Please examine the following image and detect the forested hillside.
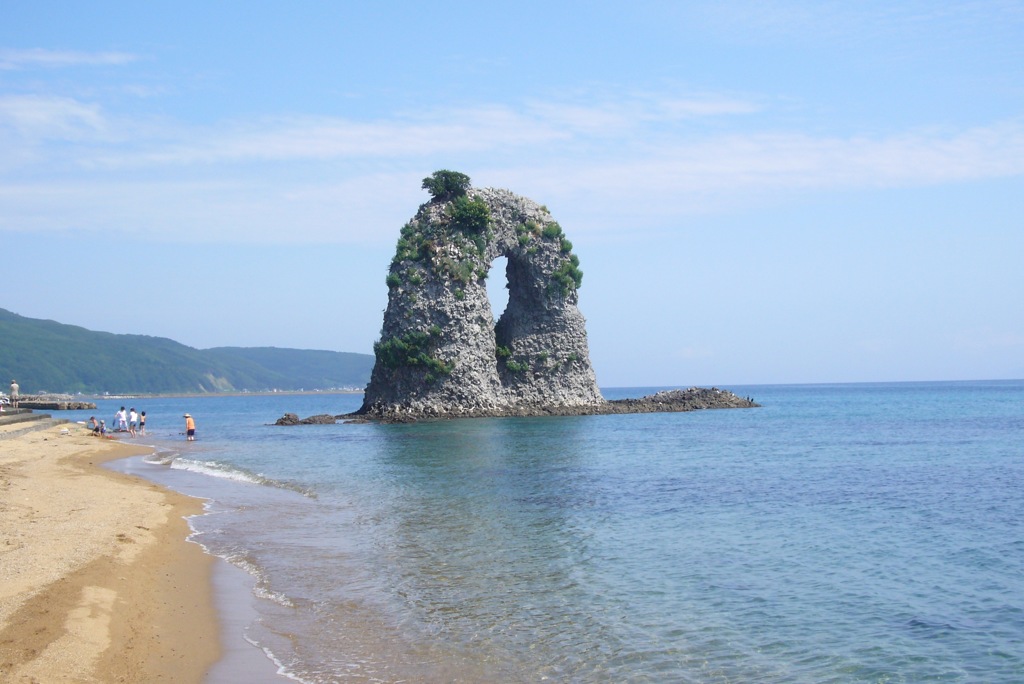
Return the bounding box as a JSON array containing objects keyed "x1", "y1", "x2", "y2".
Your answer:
[{"x1": 0, "y1": 308, "x2": 373, "y2": 394}]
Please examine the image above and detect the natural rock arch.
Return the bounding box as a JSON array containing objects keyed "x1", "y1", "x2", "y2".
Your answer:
[{"x1": 358, "y1": 175, "x2": 604, "y2": 420}]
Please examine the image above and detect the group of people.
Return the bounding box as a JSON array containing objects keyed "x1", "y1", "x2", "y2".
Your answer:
[
  {"x1": 87, "y1": 415, "x2": 107, "y2": 436},
  {"x1": 4, "y1": 378, "x2": 199, "y2": 441},
  {"x1": 88, "y1": 408, "x2": 196, "y2": 441},
  {"x1": 112, "y1": 406, "x2": 146, "y2": 437}
]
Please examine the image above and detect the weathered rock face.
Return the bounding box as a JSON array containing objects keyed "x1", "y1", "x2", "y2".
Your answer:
[
  {"x1": 359, "y1": 184, "x2": 603, "y2": 420},
  {"x1": 275, "y1": 412, "x2": 337, "y2": 425}
]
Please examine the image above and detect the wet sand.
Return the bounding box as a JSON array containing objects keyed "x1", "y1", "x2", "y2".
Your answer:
[{"x1": 0, "y1": 421, "x2": 220, "y2": 682}]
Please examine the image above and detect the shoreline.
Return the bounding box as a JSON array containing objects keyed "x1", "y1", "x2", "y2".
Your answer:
[{"x1": 0, "y1": 423, "x2": 220, "y2": 682}]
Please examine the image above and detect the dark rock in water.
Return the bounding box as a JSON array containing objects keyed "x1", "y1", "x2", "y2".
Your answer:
[
  {"x1": 300, "y1": 414, "x2": 337, "y2": 424},
  {"x1": 345, "y1": 172, "x2": 759, "y2": 423},
  {"x1": 275, "y1": 412, "x2": 337, "y2": 425},
  {"x1": 602, "y1": 388, "x2": 759, "y2": 413}
]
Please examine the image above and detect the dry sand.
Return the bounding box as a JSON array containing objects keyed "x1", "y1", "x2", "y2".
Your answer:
[{"x1": 0, "y1": 422, "x2": 220, "y2": 682}]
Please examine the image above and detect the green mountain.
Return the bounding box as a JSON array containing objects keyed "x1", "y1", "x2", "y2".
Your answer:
[{"x1": 0, "y1": 308, "x2": 373, "y2": 394}]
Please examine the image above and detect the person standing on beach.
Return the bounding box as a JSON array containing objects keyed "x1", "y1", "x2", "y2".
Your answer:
[
  {"x1": 116, "y1": 406, "x2": 128, "y2": 432},
  {"x1": 9, "y1": 380, "x2": 18, "y2": 409},
  {"x1": 139, "y1": 411, "x2": 146, "y2": 435},
  {"x1": 128, "y1": 408, "x2": 138, "y2": 437},
  {"x1": 184, "y1": 413, "x2": 196, "y2": 441}
]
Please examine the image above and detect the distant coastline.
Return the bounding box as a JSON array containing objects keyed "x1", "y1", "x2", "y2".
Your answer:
[
  {"x1": 0, "y1": 307, "x2": 374, "y2": 396},
  {"x1": 78, "y1": 388, "x2": 366, "y2": 400}
]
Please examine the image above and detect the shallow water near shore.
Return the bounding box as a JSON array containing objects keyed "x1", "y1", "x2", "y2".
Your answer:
[{"x1": 91, "y1": 380, "x2": 1024, "y2": 682}]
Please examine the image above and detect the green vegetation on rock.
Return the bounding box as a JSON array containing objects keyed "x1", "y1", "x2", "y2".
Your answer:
[
  {"x1": 373, "y1": 327, "x2": 454, "y2": 381},
  {"x1": 551, "y1": 254, "x2": 584, "y2": 295},
  {"x1": 504, "y1": 359, "x2": 529, "y2": 373},
  {"x1": 449, "y1": 195, "x2": 491, "y2": 234},
  {"x1": 542, "y1": 222, "x2": 563, "y2": 239},
  {"x1": 422, "y1": 170, "x2": 471, "y2": 201}
]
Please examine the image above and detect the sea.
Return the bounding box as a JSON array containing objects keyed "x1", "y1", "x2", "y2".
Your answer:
[{"x1": 62, "y1": 380, "x2": 1022, "y2": 683}]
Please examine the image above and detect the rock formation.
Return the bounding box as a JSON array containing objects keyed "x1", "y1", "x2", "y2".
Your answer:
[
  {"x1": 347, "y1": 171, "x2": 758, "y2": 422},
  {"x1": 355, "y1": 172, "x2": 601, "y2": 420}
]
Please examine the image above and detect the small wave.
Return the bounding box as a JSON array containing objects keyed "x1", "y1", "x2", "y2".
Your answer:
[
  {"x1": 245, "y1": 637, "x2": 311, "y2": 684},
  {"x1": 215, "y1": 549, "x2": 298, "y2": 609},
  {"x1": 185, "y1": 536, "x2": 300, "y2": 610},
  {"x1": 168, "y1": 458, "x2": 317, "y2": 498},
  {"x1": 252, "y1": 584, "x2": 296, "y2": 609},
  {"x1": 172, "y1": 458, "x2": 268, "y2": 485},
  {"x1": 143, "y1": 447, "x2": 179, "y2": 466}
]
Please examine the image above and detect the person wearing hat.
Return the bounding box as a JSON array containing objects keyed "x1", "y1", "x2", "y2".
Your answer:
[{"x1": 184, "y1": 413, "x2": 196, "y2": 441}]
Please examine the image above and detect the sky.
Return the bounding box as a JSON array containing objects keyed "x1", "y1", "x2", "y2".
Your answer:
[{"x1": 2, "y1": 1, "x2": 1022, "y2": 387}]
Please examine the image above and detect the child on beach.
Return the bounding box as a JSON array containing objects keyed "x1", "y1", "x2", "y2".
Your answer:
[
  {"x1": 129, "y1": 408, "x2": 138, "y2": 437},
  {"x1": 139, "y1": 411, "x2": 146, "y2": 435}
]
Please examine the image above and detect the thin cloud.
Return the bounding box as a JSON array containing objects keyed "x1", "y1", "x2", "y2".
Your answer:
[
  {"x1": 3, "y1": 87, "x2": 1023, "y2": 244},
  {"x1": 82, "y1": 95, "x2": 762, "y2": 167},
  {"x1": 94, "y1": 107, "x2": 569, "y2": 167},
  {"x1": 654, "y1": 97, "x2": 761, "y2": 118},
  {"x1": 0, "y1": 48, "x2": 138, "y2": 70},
  {"x1": 490, "y1": 121, "x2": 1024, "y2": 208},
  {"x1": 525, "y1": 95, "x2": 760, "y2": 134},
  {"x1": 0, "y1": 94, "x2": 106, "y2": 139}
]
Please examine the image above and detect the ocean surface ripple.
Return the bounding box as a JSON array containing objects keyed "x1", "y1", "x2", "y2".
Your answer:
[{"x1": 92, "y1": 381, "x2": 1024, "y2": 683}]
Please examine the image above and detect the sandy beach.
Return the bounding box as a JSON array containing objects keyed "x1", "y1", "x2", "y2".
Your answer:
[{"x1": 0, "y1": 421, "x2": 220, "y2": 682}]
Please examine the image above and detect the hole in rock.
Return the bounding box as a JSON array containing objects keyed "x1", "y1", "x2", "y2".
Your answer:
[{"x1": 486, "y1": 256, "x2": 510, "y2": 321}]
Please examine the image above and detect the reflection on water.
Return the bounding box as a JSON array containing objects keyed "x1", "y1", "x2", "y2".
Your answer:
[{"x1": 98, "y1": 383, "x2": 1024, "y2": 683}]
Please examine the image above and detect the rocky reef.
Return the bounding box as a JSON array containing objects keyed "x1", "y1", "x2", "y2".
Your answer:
[
  {"x1": 274, "y1": 412, "x2": 337, "y2": 425},
  {"x1": 601, "y1": 388, "x2": 757, "y2": 414},
  {"x1": 335, "y1": 171, "x2": 758, "y2": 423},
  {"x1": 11, "y1": 394, "x2": 97, "y2": 410},
  {"x1": 273, "y1": 387, "x2": 758, "y2": 426}
]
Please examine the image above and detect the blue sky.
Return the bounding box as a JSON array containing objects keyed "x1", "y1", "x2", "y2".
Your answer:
[{"x1": 3, "y1": 1, "x2": 1022, "y2": 386}]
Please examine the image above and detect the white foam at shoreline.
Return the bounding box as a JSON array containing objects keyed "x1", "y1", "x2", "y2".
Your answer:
[
  {"x1": 204, "y1": 557, "x2": 297, "y2": 684},
  {"x1": 149, "y1": 455, "x2": 317, "y2": 498},
  {"x1": 171, "y1": 458, "x2": 268, "y2": 485}
]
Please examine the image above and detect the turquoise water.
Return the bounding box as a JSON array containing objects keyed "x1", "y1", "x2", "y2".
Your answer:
[{"x1": 84, "y1": 381, "x2": 1024, "y2": 682}]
